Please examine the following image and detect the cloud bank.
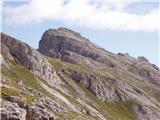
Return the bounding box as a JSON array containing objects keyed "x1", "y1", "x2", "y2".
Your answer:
[{"x1": 2, "y1": 0, "x2": 160, "y2": 31}]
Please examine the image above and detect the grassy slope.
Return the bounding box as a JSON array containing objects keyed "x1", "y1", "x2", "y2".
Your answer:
[
  {"x1": 2, "y1": 57, "x2": 159, "y2": 120},
  {"x1": 1, "y1": 60, "x2": 46, "y2": 103},
  {"x1": 49, "y1": 57, "x2": 140, "y2": 120},
  {"x1": 1, "y1": 59, "x2": 97, "y2": 119}
]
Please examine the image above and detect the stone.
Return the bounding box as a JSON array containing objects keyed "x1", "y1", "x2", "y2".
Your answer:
[
  {"x1": 5, "y1": 96, "x2": 26, "y2": 108},
  {"x1": 138, "y1": 56, "x2": 149, "y2": 63},
  {"x1": 133, "y1": 105, "x2": 160, "y2": 120},
  {"x1": 1, "y1": 100, "x2": 26, "y2": 120},
  {"x1": 26, "y1": 105, "x2": 55, "y2": 120},
  {"x1": 1, "y1": 43, "x2": 14, "y2": 61},
  {"x1": 151, "y1": 64, "x2": 159, "y2": 71}
]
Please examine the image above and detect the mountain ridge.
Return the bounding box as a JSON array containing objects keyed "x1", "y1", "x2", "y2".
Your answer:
[{"x1": 1, "y1": 28, "x2": 160, "y2": 120}]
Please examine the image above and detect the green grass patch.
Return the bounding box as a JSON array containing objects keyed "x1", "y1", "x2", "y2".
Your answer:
[
  {"x1": 1, "y1": 86, "x2": 20, "y2": 98},
  {"x1": 48, "y1": 58, "x2": 63, "y2": 71},
  {"x1": 1, "y1": 60, "x2": 50, "y2": 101},
  {"x1": 7, "y1": 60, "x2": 47, "y2": 92}
]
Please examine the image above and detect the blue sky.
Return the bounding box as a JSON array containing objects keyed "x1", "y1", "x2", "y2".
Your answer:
[{"x1": 1, "y1": 0, "x2": 159, "y2": 67}]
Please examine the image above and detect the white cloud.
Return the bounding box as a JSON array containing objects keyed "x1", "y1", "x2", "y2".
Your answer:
[{"x1": 2, "y1": 0, "x2": 160, "y2": 31}]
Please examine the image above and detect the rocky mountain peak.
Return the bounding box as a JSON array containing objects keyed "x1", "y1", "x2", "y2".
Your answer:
[
  {"x1": 39, "y1": 28, "x2": 117, "y2": 67},
  {"x1": 42, "y1": 27, "x2": 89, "y2": 43},
  {"x1": 1, "y1": 30, "x2": 160, "y2": 120},
  {"x1": 38, "y1": 28, "x2": 160, "y2": 81}
]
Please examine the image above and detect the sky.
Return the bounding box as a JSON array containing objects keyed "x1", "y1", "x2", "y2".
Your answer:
[{"x1": 1, "y1": 0, "x2": 160, "y2": 67}]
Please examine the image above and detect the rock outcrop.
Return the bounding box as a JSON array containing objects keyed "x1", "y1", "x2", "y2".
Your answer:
[
  {"x1": 1, "y1": 33, "x2": 61, "y2": 85},
  {"x1": 39, "y1": 27, "x2": 116, "y2": 67},
  {"x1": 1, "y1": 43, "x2": 14, "y2": 61},
  {"x1": 1, "y1": 100, "x2": 26, "y2": 120},
  {"x1": 133, "y1": 105, "x2": 160, "y2": 120},
  {"x1": 1, "y1": 97, "x2": 56, "y2": 120}
]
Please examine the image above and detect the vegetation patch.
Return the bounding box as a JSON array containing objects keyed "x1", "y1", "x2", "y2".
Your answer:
[{"x1": 1, "y1": 87, "x2": 20, "y2": 98}]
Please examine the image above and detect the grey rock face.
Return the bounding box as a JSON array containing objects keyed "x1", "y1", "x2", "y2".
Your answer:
[
  {"x1": 26, "y1": 105, "x2": 55, "y2": 120},
  {"x1": 5, "y1": 96, "x2": 27, "y2": 108},
  {"x1": 1, "y1": 43, "x2": 14, "y2": 61},
  {"x1": 1, "y1": 33, "x2": 61, "y2": 85},
  {"x1": 133, "y1": 105, "x2": 160, "y2": 120},
  {"x1": 39, "y1": 28, "x2": 96, "y2": 58},
  {"x1": 1, "y1": 100, "x2": 26, "y2": 120},
  {"x1": 39, "y1": 28, "x2": 116, "y2": 67},
  {"x1": 89, "y1": 78, "x2": 118, "y2": 102},
  {"x1": 69, "y1": 70, "x2": 130, "y2": 102},
  {"x1": 1, "y1": 98, "x2": 55, "y2": 120},
  {"x1": 137, "y1": 56, "x2": 149, "y2": 63}
]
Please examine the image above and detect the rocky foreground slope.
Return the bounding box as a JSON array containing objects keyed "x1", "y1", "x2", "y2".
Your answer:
[{"x1": 1, "y1": 28, "x2": 160, "y2": 120}]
